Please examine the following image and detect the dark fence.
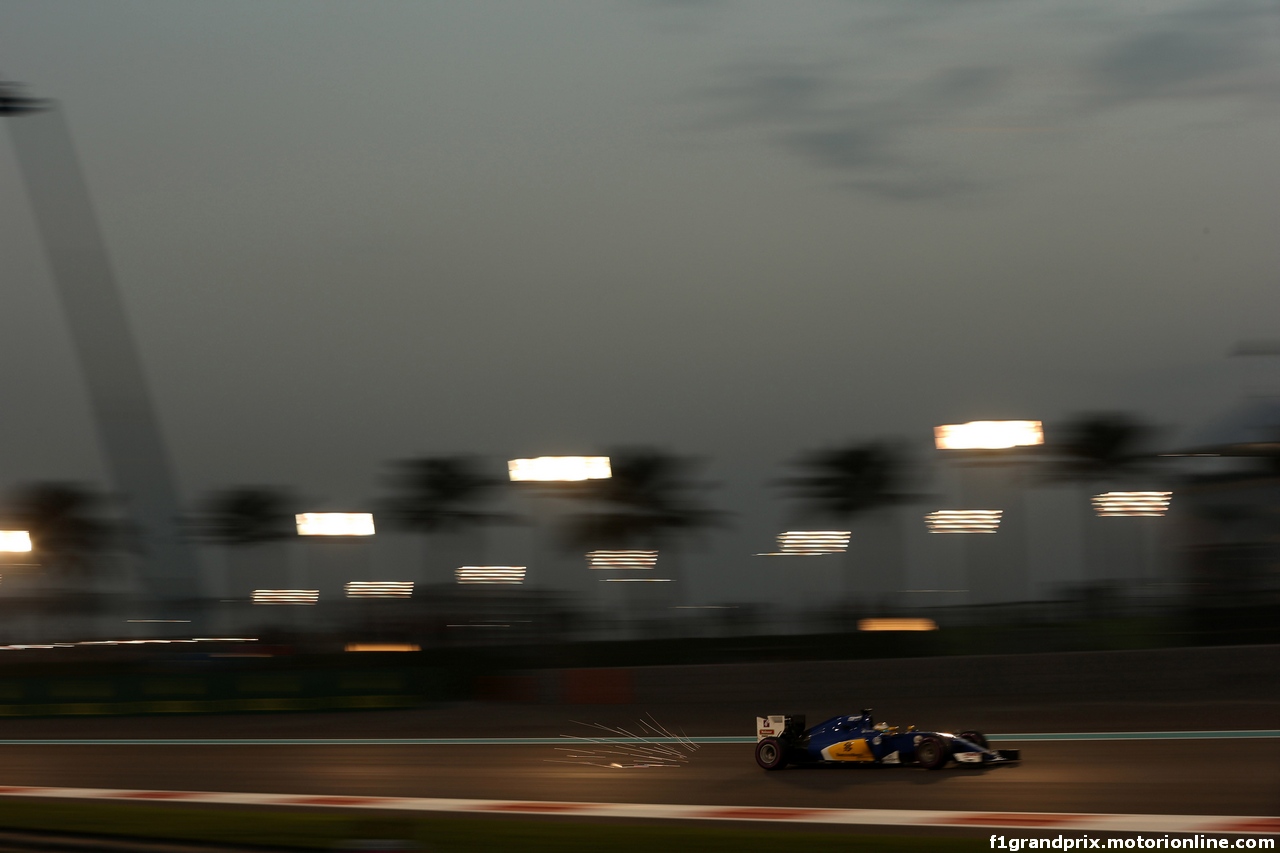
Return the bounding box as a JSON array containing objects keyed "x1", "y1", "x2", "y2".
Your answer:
[{"x1": 509, "y1": 644, "x2": 1280, "y2": 706}]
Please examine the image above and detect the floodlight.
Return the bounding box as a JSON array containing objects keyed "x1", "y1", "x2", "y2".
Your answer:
[
  {"x1": 507, "y1": 456, "x2": 611, "y2": 482},
  {"x1": 924, "y1": 510, "x2": 1003, "y2": 533},
  {"x1": 455, "y1": 566, "x2": 525, "y2": 584},
  {"x1": 252, "y1": 589, "x2": 319, "y2": 605},
  {"x1": 587, "y1": 550, "x2": 658, "y2": 569},
  {"x1": 935, "y1": 420, "x2": 1044, "y2": 450},
  {"x1": 295, "y1": 513, "x2": 375, "y2": 536},
  {"x1": 344, "y1": 581, "x2": 414, "y2": 598},
  {"x1": 1092, "y1": 492, "x2": 1172, "y2": 517},
  {"x1": 858, "y1": 618, "x2": 938, "y2": 632},
  {"x1": 766, "y1": 530, "x2": 850, "y2": 556},
  {"x1": 0, "y1": 531, "x2": 32, "y2": 553}
]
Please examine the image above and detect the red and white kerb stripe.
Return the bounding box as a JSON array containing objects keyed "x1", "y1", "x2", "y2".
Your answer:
[{"x1": 0, "y1": 786, "x2": 1272, "y2": 835}]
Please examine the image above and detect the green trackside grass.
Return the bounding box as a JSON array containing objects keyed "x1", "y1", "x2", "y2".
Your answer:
[{"x1": 0, "y1": 800, "x2": 988, "y2": 852}]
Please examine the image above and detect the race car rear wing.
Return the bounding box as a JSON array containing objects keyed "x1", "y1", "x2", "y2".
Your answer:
[{"x1": 756, "y1": 714, "x2": 806, "y2": 742}]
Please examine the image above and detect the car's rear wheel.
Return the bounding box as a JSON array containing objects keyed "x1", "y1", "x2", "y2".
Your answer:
[
  {"x1": 959, "y1": 730, "x2": 989, "y2": 750},
  {"x1": 755, "y1": 737, "x2": 787, "y2": 770},
  {"x1": 914, "y1": 735, "x2": 949, "y2": 770}
]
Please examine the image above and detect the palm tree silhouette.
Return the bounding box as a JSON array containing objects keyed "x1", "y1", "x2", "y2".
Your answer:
[
  {"x1": 5, "y1": 482, "x2": 116, "y2": 631},
  {"x1": 1052, "y1": 413, "x2": 1154, "y2": 482},
  {"x1": 560, "y1": 448, "x2": 723, "y2": 597},
  {"x1": 784, "y1": 441, "x2": 911, "y2": 604},
  {"x1": 1049, "y1": 412, "x2": 1157, "y2": 585},
  {"x1": 379, "y1": 456, "x2": 510, "y2": 583},
  {"x1": 199, "y1": 486, "x2": 297, "y2": 597},
  {"x1": 9, "y1": 481, "x2": 113, "y2": 578}
]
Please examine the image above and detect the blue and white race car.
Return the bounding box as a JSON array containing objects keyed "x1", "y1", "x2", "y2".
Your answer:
[{"x1": 755, "y1": 709, "x2": 1020, "y2": 770}]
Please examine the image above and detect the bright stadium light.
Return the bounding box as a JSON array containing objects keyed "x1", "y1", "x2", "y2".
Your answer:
[
  {"x1": 455, "y1": 566, "x2": 526, "y2": 584},
  {"x1": 1092, "y1": 491, "x2": 1173, "y2": 517},
  {"x1": 935, "y1": 420, "x2": 1044, "y2": 450},
  {"x1": 344, "y1": 581, "x2": 414, "y2": 598},
  {"x1": 0, "y1": 531, "x2": 32, "y2": 552},
  {"x1": 757, "y1": 530, "x2": 850, "y2": 556},
  {"x1": 507, "y1": 456, "x2": 611, "y2": 482},
  {"x1": 252, "y1": 589, "x2": 319, "y2": 605},
  {"x1": 858, "y1": 618, "x2": 938, "y2": 632},
  {"x1": 924, "y1": 510, "x2": 1003, "y2": 533},
  {"x1": 295, "y1": 513, "x2": 375, "y2": 536},
  {"x1": 587, "y1": 550, "x2": 658, "y2": 569}
]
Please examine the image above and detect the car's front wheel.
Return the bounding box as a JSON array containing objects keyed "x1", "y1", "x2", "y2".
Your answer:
[
  {"x1": 959, "y1": 730, "x2": 989, "y2": 750},
  {"x1": 755, "y1": 737, "x2": 787, "y2": 770},
  {"x1": 914, "y1": 735, "x2": 949, "y2": 770}
]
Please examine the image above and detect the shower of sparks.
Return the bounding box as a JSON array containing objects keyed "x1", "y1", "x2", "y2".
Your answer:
[{"x1": 547, "y1": 714, "x2": 700, "y2": 769}]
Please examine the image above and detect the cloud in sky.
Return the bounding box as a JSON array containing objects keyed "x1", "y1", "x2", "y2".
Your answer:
[
  {"x1": 677, "y1": 0, "x2": 1279, "y2": 200},
  {"x1": 1088, "y1": 0, "x2": 1280, "y2": 107},
  {"x1": 698, "y1": 59, "x2": 1009, "y2": 200}
]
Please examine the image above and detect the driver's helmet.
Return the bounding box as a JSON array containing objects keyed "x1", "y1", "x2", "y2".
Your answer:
[{"x1": 873, "y1": 722, "x2": 890, "y2": 732}]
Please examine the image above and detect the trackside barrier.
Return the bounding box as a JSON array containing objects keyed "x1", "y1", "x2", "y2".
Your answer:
[
  {"x1": 517, "y1": 645, "x2": 1280, "y2": 705},
  {"x1": 624, "y1": 644, "x2": 1280, "y2": 705},
  {"x1": 0, "y1": 667, "x2": 439, "y2": 717},
  {"x1": 561, "y1": 668, "x2": 635, "y2": 704}
]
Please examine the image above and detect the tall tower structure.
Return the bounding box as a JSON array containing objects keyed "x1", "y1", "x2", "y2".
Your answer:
[{"x1": 2, "y1": 81, "x2": 199, "y2": 604}]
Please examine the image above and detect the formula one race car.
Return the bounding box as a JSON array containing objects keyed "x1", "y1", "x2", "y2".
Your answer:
[{"x1": 755, "y1": 709, "x2": 1020, "y2": 770}]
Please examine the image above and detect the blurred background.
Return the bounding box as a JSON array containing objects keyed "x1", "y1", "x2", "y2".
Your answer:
[
  {"x1": 0, "y1": 1, "x2": 1276, "y2": 849},
  {"x1": 0, "y1": 0, "x2": 1277, "y2": 712}
]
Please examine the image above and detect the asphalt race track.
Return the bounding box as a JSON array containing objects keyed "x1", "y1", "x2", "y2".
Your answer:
[
  {"x1": 0, "y1": 701, "x2": 1275, "y2": 821},
  {"x1": 0, "y1": 738, "x2": 1275, "y2": 817}
]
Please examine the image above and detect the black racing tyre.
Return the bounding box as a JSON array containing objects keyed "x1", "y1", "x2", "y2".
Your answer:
[
  {"x1": 755, "y1": 737, "x2": 787, "y2": 770},
  {"x1": 959, "y1": 730, "x2": 989, "y2": 750},
  {"x1": 914, "y1": 735, "x2": 949, "y2": 770}
]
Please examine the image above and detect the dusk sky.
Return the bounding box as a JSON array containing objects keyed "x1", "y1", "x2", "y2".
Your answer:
[{"x1": 1, "y1": 1, "x2": 1277, "y2": 598}]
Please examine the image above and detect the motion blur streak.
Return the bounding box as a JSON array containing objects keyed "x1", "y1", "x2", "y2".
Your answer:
[
  {"x1": 1093, "y1": 492, "x2": 1174, "y2": 517},
  {"x1": 455, "y1": 567, "x2": 525, "y2": 584},
  {"x1": 935, "y1": 421, "x2": 1045, "y2": 450},
  {"x1": 344, "y1": 643, "x2": 420, "y2": 652},
  {"x1": 858, "y1": 618, "x2": 939, "y2": 631},
  {"x1": 776, "y1": 530, "x2": 850, "y2": 555},
  {"x1": 344, "y1": 581, "x2": 414, "y2": 598},
  {"x1": 587, "y1": 550, "x2": 658, "y2": 569},
  {"x1": 507, "y1": 457, "x2": 612, "y2": 482},
  {"x1": 251, "y1": 589, "x2": 319, "y2": 604},
  {"x1": 0, "y1": 637, "x2": 257, "y2": 650},
  {"x1": 294, "y1": 513, "x2": 375, "y2": 536},
  {"x1": 924, "y1": 509, "x2": 1003, "y2": 533},
  {"x1": 0, "y1": 531, "x2": 32, "y2": 552},
  {"x1": 0, "y1": 644, "x2": 73, "y2": 650}
]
